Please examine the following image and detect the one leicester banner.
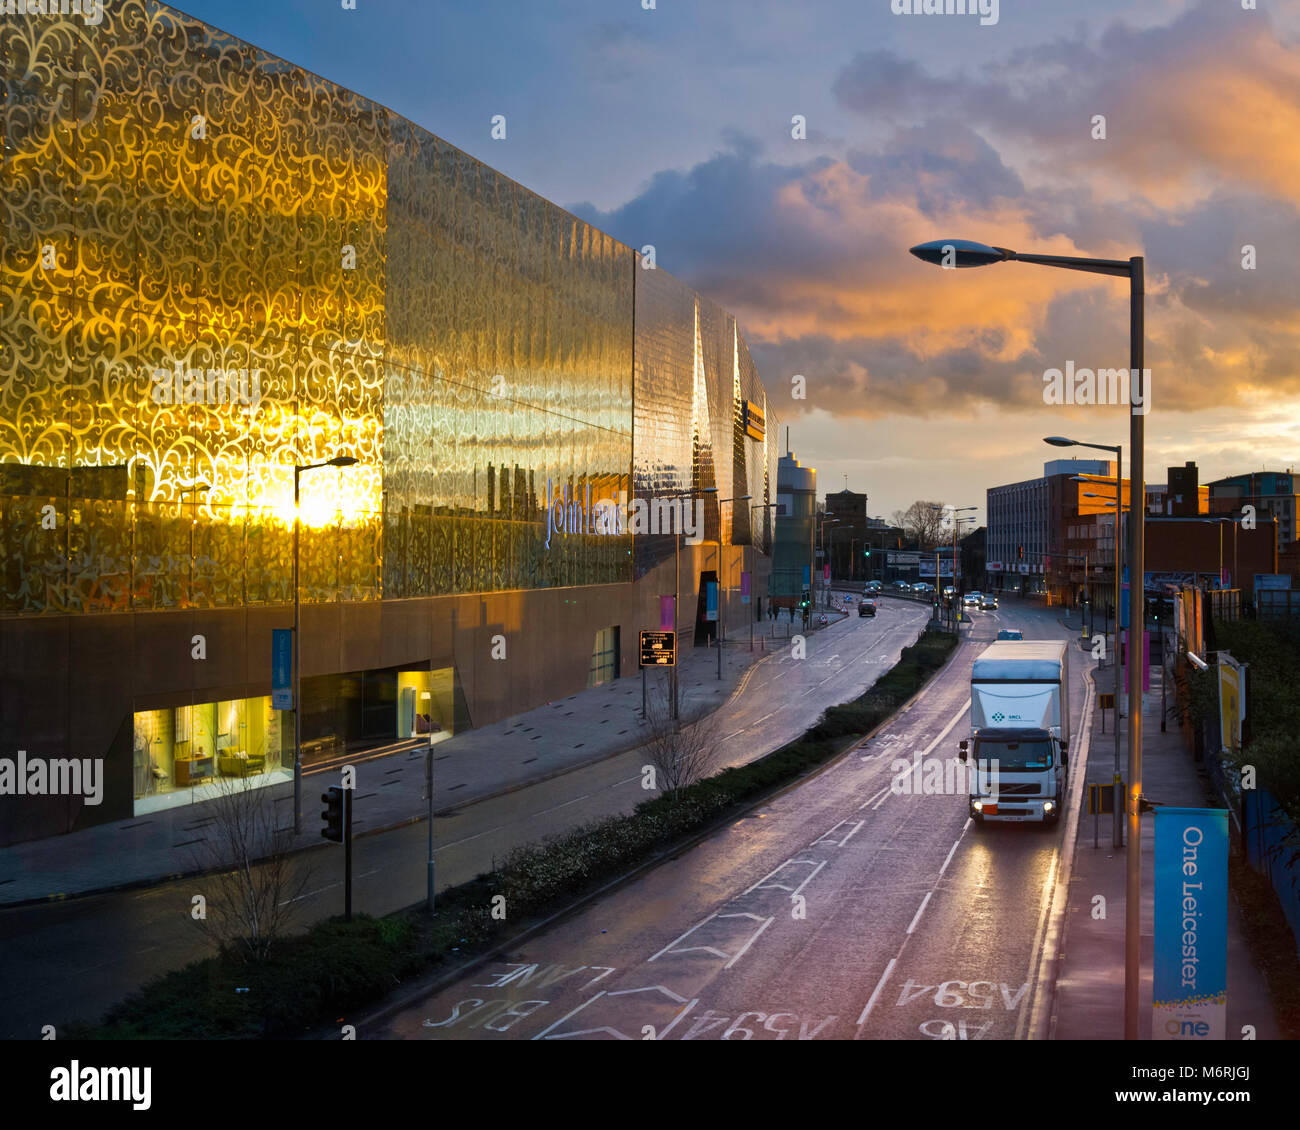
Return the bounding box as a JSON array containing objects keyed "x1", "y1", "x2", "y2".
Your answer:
[
  {"x1": 1153, "y1": 808, "x2": 1228, "y2": 1040},
  {"x1": 272, "y1": 628, "x2": 293, "y2": 710}
]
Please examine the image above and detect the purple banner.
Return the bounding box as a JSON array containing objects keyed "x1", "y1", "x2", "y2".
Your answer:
[{"x1": 660, "y1": 595, "x2": 676, "y2": 630}]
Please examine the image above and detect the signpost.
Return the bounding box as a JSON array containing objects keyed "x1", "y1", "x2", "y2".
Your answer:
[
  {"x1": 640, "y1": 630, "x2": 676, "y2": 667},
  {"x1": 640, "y1": 629, "x2": 676, "y2": 720},
  {"x1": 1153, "y1": 808, "x2": 1227, "y2": 1040}
]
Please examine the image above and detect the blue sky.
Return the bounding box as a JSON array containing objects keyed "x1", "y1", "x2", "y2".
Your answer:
[{"x1": 176, "y1": 0, "x2": 1300, "y2": 524}]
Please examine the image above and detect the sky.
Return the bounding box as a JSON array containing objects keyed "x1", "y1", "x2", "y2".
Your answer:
[{"x1": 177, "y1": 0, "x2": 1300, "y2": 526}]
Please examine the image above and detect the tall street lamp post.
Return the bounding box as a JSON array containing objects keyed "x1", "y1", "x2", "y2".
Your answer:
[
  {"x1": 1052, "y1": 439, "x2": 1124, "y2": 851},
  {"x1": 912, "y1": 238, "x2": 1145, "y2": 1038},
  {"x1": 932, "y1": 505, "x2": 977, "y2": 630},
  {"x1": 292, "y1": 455, "x2": 358, "y2": 834},
  {"x1": 713, "y1": 495, "x2": 752, "y2": 677},
  {"x1": 671, "y1": 486, "x2": 716, "y2": 723},
  {"x1": 750, "y1": 502, "x2": 779, "y2": 651},
  {"x1": 817, "y1": 518, "x2": 839, "y2": 609}
]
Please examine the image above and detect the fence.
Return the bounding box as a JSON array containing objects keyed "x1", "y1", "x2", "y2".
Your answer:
[
  {"x1": 1243, "y1": 789, "x2": 1300, "y2": 963},
  {"x1": 1192, "y1": 677, "x2": 1300, "y2": 963}
]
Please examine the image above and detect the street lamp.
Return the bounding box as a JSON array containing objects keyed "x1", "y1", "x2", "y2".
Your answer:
[
  {"x1": 665, "y1": 485, "x2": 717, "y2": 722},
  {"x1": 712, "y1": 495, "x2": 752, "y2": 677},
  {"x1": 750, "y1": 502, "x2": 779, "y2": 651},
  {"x1": 817, "y1": 517, "x2": 839, "y2": 609},
  {"x1": 1078, "y1": 476, "x2": 1127, "y2": 852},
  {"x1": 919, "y1": 239, "x2": 1147, "y2": 1039},
  {"x1": 931, "y1": 505, "x2": 977, "y2": 628},
  {"x1": 292, "y1": 455, "x2": 359, "y2": 834},
  {"x1": 179, "y1": 482, "x2": 211, "y2": 606},
  {"x1": 1051, "y1": 435, "x2": 1126, "y2": 854}
]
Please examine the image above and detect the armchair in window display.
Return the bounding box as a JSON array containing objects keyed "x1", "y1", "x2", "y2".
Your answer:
[{"x1": 217, "y1": 732, "x2": 267, "y2": 778}]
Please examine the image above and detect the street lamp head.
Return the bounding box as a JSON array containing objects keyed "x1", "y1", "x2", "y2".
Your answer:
[
  {"x1": 1044, "y1": 436, "x2": 1077, "y2": 448},
  {"x1": 909, "y1": 239, "x2": 1013, "y2": 269},
  {"x1": 326, "y1": 456, "x2": 359, "y2": 468}
]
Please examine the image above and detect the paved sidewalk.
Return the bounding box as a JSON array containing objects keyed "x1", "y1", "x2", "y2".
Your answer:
[
  {"x1": 0, "y1": 609, "x2": 846, "y2": 905},
  {"x1": 1051, "y1": 657, "x2": 1281, "y2": 1039}
]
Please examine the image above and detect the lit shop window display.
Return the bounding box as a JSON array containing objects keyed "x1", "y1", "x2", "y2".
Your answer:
[{"x1": 132, "y1": 696, "x2": 290, "y2": 813}]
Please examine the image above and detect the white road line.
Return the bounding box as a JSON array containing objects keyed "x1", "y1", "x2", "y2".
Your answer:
[
  {"x1": 612, "y1": 773, "x2": 643, "y2": 786},
  {"x1": 906, "y1": 890, "x2": 932, "y2": 935},
  {"x1": 648, "y1": 914, "x2": 717, "y2": 962},
  {"x1": 722, "y1": 728, "x2": 746, "y2": 740},
  {"x1": 859, "y1": 785, "x2": 890, "y2": 810},
  {"x1": 857, "y1": 957, "x2": 897, "y2": 1026},
  {"x1": 937, "y1": 829, "x2": 966, "y2": 879},
  {"x1": 532, "y1": 793, "x2": 592, "y2": 818},
  {"x1": 871, "y1": 790, "x2": 890, "y2": 811},
  {"x1": 723, "y1": 916, "x2": 776, "y2": 969},
  {"x1": 1021, "y1": 671, "x2": 1096, "y2": 1041}
]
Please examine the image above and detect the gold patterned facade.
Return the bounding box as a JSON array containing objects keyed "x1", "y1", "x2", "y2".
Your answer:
[
  {"x1": 2, "y1": 3, "x2": 781, "y2": 622},
  {"x1": 1, "y1": 1, "x2": 639, "y2": 615}
]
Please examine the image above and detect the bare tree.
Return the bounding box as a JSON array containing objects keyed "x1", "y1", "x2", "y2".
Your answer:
[
  {"x1": 641, "y1": 688, "x2": 723, "y2": 799},
  {"x1": 894, "y1": 500, "x2": 948, "y2": 550},
  {"x1": 190, "y1": 774, "x2": 312, "y2": 961}
]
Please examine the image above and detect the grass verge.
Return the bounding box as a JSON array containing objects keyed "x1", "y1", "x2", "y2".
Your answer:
[{"x1": 70, "y1": 628, "x2": 958, "y2": 1039}]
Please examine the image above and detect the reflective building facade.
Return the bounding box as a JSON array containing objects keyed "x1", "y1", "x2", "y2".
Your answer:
[{"x1": 0, "y1": 2, "x2": 778, "y2": 843}]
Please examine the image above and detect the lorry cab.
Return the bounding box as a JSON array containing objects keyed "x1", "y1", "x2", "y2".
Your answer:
[{"x1": 959, "y1": 726, "x2": 1067, "y2": 824}]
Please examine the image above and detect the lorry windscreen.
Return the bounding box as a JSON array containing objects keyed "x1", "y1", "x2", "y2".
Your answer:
[{"x1": 975, "y1": 738, "x2": 1053, "y2": 770}]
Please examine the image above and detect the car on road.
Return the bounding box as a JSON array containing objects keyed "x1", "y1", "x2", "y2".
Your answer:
[
  {"x1": 980, "y1": 593, "x2": 999, "y2": 610},
  {"x1": 913, "y1": 582, "x2": 934, "y2": 595},
  {"x1": 893, "y1": 580, "x2": 912, "y2": 592},
  {"x1": 866, "y1": 580, "x2": 883, "y2": 593},
  {"x1": 859, "y1": 599, "x2": 876, "y2": 617},
  {"x1": 996, "y1": 628, "x2": 1023, "y2": 640},
  {"x1": 963, "y1": 591, "x2": 983, "y2": 608}
]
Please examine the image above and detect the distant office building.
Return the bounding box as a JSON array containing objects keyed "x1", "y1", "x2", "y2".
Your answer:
[
  {"x1": 1207, "y1": 470, "x2": 1299, "y2": 548},
  {"x1": 772, "y1": 454, "x2": 816, "y2": 599},
  {"x1": 988, "y1": 459, "x2": 1111, "y2": 593}
]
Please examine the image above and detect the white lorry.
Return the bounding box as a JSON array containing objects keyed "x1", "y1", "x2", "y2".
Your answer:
[{"x1": 959, "y1": 639, "x2": 1070, "y2": 824}]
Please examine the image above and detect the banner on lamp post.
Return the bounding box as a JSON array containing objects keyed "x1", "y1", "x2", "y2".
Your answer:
[
  {"x1": 740, "y1": 571, "x2": 751, "y2": 605},
  {"x1": 660, "y1": 595, "x2": 676, "y2": 631},
  {"x1": 1153, "y1": 808, "x2": 1227, "y2": 1040},
  {"x1": 272, "y1": 628, "x2": 293, "y2": 710},
  {"x1": 705, "y1": 581, "x2": 718, "y2": 622}
]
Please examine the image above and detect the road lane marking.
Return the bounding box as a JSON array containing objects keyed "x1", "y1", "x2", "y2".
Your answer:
[
  {"x1": 937, "y1": 826, "x2": 968, "y2": 878},
  {"x1": 857, "y1": 957, "x2": 897, "y2": 1026},
  {"x1": 1021, "y1": 669, "x2": 1095, "y2": 1041},
  {"x1": 906, "y1": 891, "x2": 932, "y2": 935},
  {"x1": 724, "y1": 916, "x2": 776, "y2": 969},
  {"x1": 859, "y1": 785, "x2": 890, "y2": 810}
]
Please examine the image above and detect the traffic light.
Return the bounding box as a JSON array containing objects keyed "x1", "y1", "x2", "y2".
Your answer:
[
  {"x1": 864, "y1": 548, "x2": 870, "y2": 557},
  {"x1": 799, "y1": 591, "x2": 810, "y2": 609},
  {"x1": 1018, "y1": 545, "x2": 1024, "y2": 561},
  {"x1": 321, "y1": 786, "x2": 344, "y2": 843}
]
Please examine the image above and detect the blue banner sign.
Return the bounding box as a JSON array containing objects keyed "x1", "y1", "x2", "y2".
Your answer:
[
  {"x1": 705, "y1": 581, "x2": 718, "y2": 622},
  {"x1": 1153, "y1": 807, "x2": 1227, "y2": 1039},
  {"x1": 272, "y1": 628, "x2": 294, "y2": 710}
]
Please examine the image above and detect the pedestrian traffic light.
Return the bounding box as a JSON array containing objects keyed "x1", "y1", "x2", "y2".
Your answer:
[{"x1": 321, "y1": 786, "x2": 344, "y2": 843}]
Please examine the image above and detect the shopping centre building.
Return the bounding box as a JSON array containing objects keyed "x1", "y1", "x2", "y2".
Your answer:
[{"x1": 0, "y1": 2, "x2": 779, "y2": 844}]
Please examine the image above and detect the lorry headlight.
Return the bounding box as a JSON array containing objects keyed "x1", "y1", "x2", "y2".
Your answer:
[
  {"x1": 972, "y1": 800, "x2": 984, "y2": 812},
  {"x1": 1043, "y1": 801, "x2": 1055, "y2": 814}
]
